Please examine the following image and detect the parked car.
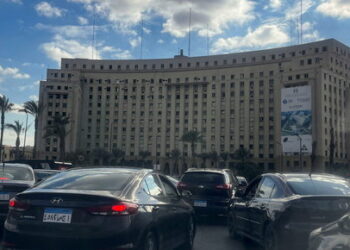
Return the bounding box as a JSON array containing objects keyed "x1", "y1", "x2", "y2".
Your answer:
[
  {"x1": 236, "y1": 176, "x2": 248, "y2": 188},
  {"x1": 0, "y1": 163, "x2": 35, "y2": 222},
  {"x1": 4, "y1": 160, "x2": 73, "y2": 170},
  {"x1": 177, "y1": 168, "x2": 237, "y2": 216},
  {"x1": 309, "y1": 212, "x2": 350, "y2": 250},
  {"x1": 228, "y1": 173, "x2": 350, "y2": 250},
  {"x1": 33, "y1": 169, "x2": 61, "y2": 183},
  {"x1": 3, "y1": 167, "x2": 195, "y2": 250}
]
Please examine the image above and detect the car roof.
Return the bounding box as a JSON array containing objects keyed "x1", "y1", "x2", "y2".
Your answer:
[
  {"x1": 262, "y1": 172, "x2": 343, "y2": 181},
  {"x1": 185, "y1": 168, "x2": 227, "y2": 174},
  {"x1": 0, "y1": 163, "x2": 33, "y2": 170},
  {"x1": 67, "y1": 167, "x2": 153, "y2": 175}
]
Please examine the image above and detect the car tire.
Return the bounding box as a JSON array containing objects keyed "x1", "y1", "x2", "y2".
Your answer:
[
  {"x1": 263, "y1": 224, "x2": 279, "y2": 250},
  {"x1": 182, "y1": 216, "x2": 195, "y2": 250},
  {"x1": 227, "y1": 212, "x2": 239, "y2": 239},
  {"x1": 139, "y1": 230, "x2": 158, "y2": 250}
]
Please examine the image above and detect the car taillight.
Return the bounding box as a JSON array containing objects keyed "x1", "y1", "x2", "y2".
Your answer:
[
  {"x1": 9, "y1": 198, "x2": 30, "y2": 211},
  {"x1": 216, "y1": 184, "x2": 232, "y2": 190},
  {"x1": 177, "y1": 182, "x2": 187, "y2": 188},
  {"x1": 58, "y1": 166, "x2": 67, "y2": 170},
  {"x1": 0, "y1": 177, "x2": 9, "y2": 180},
  {"x1": 87, "y1": 202, "x2": 138, "y2": 216}
]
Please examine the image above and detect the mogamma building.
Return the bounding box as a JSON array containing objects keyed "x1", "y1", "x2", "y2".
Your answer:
[{"x1": 37, "y1": 39, "x2": 350, "y2": 172}]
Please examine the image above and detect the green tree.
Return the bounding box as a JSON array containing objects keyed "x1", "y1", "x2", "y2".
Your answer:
[
  {"x1": 233, "y1": 147, "x2": 262, "y2": 181},
  {"x1": 111, "y1": 148, "x2": 125, "y2": 165},
  {"x1": 5, "y1": 120, "x2": 23, "y2": 160},
  {"x1": 0, "y1": 95, "x2": 13, "y2": 161},
  {"x1": 169, "y1": 149, "x2": 181, "y2": 175},
  {"x1": 208, "y1": 151, "x2": 219, "y2": 168},
  {"x1": 92, "y1": 148, "x2": 111, "y2": 165},
  {"x1": 44, "y1": 114, "x2": 70, "y2": 161},
  {"x1": 181, "y1": 130, "x2": 203, "y2": 167},
  {"x1": 198, "y1": 152, "x2": 209, "y2": 168},
  {"x1": 65, "y1": 150, "x2": 90, "y2": 166},
  {"x1": 22, "y1": 100, "x2": 41, "y2": 159},
  {"x1": 139, "y1": 150, "x2": 151, "y2": 167},
  {"x1": 220, "y1": 152, "x2": 230, "y2": 169}
]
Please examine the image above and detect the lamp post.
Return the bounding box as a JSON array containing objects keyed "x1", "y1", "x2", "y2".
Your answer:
[
  {"x1": 275, "y1": 140, "x2": 284, "y2": 172},
  {"x1": 295, "y1": 134, "x2": 303, "y2": 171}
]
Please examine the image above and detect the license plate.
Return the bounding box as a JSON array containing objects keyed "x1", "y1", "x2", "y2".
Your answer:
[
  {"x1": 0, "y1": 193, "x2": 9, "y2": 200},
  {"x1": 194, "y1": 200, "x2": 207, "y2": 207},
  {"x1": 43, "y1": 208, "x2": 72, "y2": 224}
]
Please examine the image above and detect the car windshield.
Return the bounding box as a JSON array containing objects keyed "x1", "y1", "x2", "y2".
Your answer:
[
  {"x1": 36, "y1": 170, "x2": 133, "y2": 191},
  {"x1": 182, "y1": 172, "x2": 225, "y2": 185},
  {"x1": 287, "y1": 175, "x2": 350, "y2": 195},
  {"x1": 0, "y1": 165, "x2": 33, "y2": 181}
]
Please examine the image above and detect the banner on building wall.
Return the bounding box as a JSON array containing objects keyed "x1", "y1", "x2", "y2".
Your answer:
[{"x1": 281, "y1": 86, "x2": 312, "y2": 154}]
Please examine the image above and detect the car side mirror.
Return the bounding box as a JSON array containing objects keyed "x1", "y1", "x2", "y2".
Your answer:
[
  {"x1": 338, "y1": 215, "x2": 350, "y2": 234},
  {"x1": 235, "y1": 189, "x2": 245, "y2": 198},
  {"x1": 181, "y1": 190, "x2": 192, "y2": 198}
]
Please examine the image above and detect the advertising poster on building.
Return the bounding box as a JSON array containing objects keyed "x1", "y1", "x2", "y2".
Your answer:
[{"x1": 281, "y1": 86, "x2": 312, "y2": 154}]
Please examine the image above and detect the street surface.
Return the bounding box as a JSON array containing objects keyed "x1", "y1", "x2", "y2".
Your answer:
[{"x1": 192, "y1": 216, "x2": 261, "y2": 250}]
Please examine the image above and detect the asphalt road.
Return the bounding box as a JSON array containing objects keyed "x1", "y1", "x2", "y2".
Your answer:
[{"x1": 193, "y1": 216, "x2": 261, "y2": 250}]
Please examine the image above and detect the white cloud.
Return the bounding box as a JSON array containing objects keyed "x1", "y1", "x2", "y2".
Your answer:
[
  {"x1": 35, "y1": 2, "x2": 66, "y2": 18},
  {"x1": 157, "y1": 39, "x2": 164, "y2": 44},
  {"x1": 316, "y1": 0, "x2": 350, "y2": 19},
  {"x1": 100, "y1": 46, "x2": 132, "y2": 59},
  {"x1": 29, "y1": 95, "x2": 39, "y2": 101},
  {"x1": 171, "y1": 39, "x2": 177, "y2": 44},
  {"x1": 211, "y1": 24, "x2": 290, "y2": 53},
  {"x1": 285, "y1": 0, "x2": 314, "y2": 20},
  {"x1": 68, "y1": 0, "x2": 255, "y2": 37},
  {"x1": 8, "y1": 0, "x2": 22, "y2": 4},
  {"x1": 0, "y1": 65, "x2": 30, "y2": 82},
  {"x1": 19, "y1": 81, "x2": 40, "y2": 92},
  {"x1": 269, "y1": 0, "x2": 282, "y2": 10},
  {"x1": 33, "y1": 80, "x2": 40, "y2": 86},
  {"x1": 40, "y1": 35, "x2": 100, "y2": 64},
  {"x1": 78, "y1": 16, "x2": 89, "y2": 25},
  {"x1": 35, "y1": 23, "x2": 99, "y2": 38},
  {"x1": 143, "y1": 27, "x2": 151, "y2": 34},
  {"x1": 9, "y1": 103, "x2": 24, "y2": 115},
  {"x1": 129, "y1": 37, "x2": 141, "y2": 48}
]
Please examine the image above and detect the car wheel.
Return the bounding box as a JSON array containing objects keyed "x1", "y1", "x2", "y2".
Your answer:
[
  {"x1": 227, "y1": 213, "x2": 239, "y2": 239},
  {"x1": 182, "y1": 216, "x2": 195, "y2": 250},
  {"x1": 263, "y1": 224, "x2": 279, "y2": 250},
  {"x1": 140, "y1": 231, "x2": 158, "y2": 250}
]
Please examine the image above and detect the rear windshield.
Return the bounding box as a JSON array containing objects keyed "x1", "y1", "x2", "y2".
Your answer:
[
  {"x1": 182, "y1": 172, "x2": 225, "y2": 185},
  {"x1": 0, "y1": 166, "x2": 33, "y2": 181},
  {"x1": 36, "y1": 170, "x2": 133, "y2": 191},
  {"x1": 287, "y1": 176, "x2": 350, "y2": 195}
]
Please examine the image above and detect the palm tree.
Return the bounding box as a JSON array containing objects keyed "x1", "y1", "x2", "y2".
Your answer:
[
  {"x1": 169, "y1": 149, "x2": 181, "y2": 175},
  {"x1": 139, "y1": 150, "x2": 151, "y2": 168},
  {"x1": 220, "y1": 152, "x2": 230, "y2": 169},
  {"x1": 92, "y1": 148, "x2": 111, "y2": 165},
  {"x1": 0, "y1": 95, "x2": 13, "y2": 161},
  {"x1": 111, "y1": 148, "x2": 125, "y2": 165},
  {"x1": 181, "y1": 130, "x2": 203, "y2": 167},
  {"x1": 208, "y1": 151, "x2": 219, "y2": 168},
  {"x1": 233, "y1": 147, "x2": 251, "y2": 167},
  {"x1": 198, "y1": 152, "x2": 209, "y2": 168},
  {"x1": 44, "y1": 114, "x2": 70, "y2": 161},
  {"x1": 5, "y1": 121, "x2": 23, "y2": 160},
  {"x1": 22, "y1": 100, "x2": 41, "y2": 159}
]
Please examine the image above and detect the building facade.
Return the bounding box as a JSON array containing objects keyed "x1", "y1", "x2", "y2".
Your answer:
[{"x1": 37, "y1": 39, "x2": 350, "y2": 172}]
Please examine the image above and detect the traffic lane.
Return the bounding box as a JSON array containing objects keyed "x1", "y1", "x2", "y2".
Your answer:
[{"x1": 193, "y1": 216, "x2": 261, "y2": 250}]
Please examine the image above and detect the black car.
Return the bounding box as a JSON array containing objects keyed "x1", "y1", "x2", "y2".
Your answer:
[
  {"x1": 309, "y1": 212, "x2": 350, "y2": 250},
  {"x1": 177, "y1": 168, "x2": 237, "y2": 215},
  {"x1": 228, "y1": 173, "x2": 350, "y2": 250},
  {"x1": 0, "y1": 164, "x2": 36, "y2": 222},
  {"x1": 3, "y1": 168, "x2": 195, "y2": 250}
]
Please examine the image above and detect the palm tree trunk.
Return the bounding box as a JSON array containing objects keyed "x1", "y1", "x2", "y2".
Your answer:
[
  {"x1": 0, "y1": 112, "x2": 4, "y2": 161},
  {"x1": 59, "y1": 136, "x2": 65, "y2": 161},
  {"x1": 191, "y1": 142, "x2": 195, "y2": 167},
  {"x1": 15, "y1": 136, "x2": 20, "y2": 160},
  {"x1": 33, "y1": 117, "x2": 38, "y2": 159},
  {"x1": 22, "y1": 113, "x2": 28, "y2": 159}
]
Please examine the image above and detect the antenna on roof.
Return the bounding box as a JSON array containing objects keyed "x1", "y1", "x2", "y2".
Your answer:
[
  {"x1": 300, "y1": 0, "x2": 303, "y2": 44},
  {"x1": 188, "y1": 8, "x2": 192, "y2": 57},
  {"x1": 91, "y1": 5, "x2": 96, "y2": 60},
  {"x1": 140, "y1": 17, "x2": 144, "y2": 59},
  {"x1": 206, "y1": 23, "x2": 209, "y2": 56}
]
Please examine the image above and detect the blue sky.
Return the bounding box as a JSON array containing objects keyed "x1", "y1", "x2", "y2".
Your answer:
[{"x1": 0, "y1": 0, "x2": 350, "y2": 146}]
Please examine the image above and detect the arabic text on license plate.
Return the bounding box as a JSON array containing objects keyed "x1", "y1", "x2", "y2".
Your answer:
[
  {"x1": 43, "y1": 208, "x2": 72, "y2": 224},
  {"x1": 194, "y1": 200, "x2": 207, "y2": 207},
  {"x1": 0, "y1": 193, "x2": 9, "y2": 200}
]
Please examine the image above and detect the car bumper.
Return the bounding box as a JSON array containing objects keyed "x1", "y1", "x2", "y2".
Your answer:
[
  {"x1": 3, "y1": 228, "x2": 134, "y2": 250},
  {"x1": 187, "y1": 199, "x2": 229, "y2": 215}
]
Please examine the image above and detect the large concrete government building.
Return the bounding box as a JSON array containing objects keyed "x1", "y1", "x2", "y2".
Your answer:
[{"x1": 37, "y1": 39, "x2": 350, "y2": 172}]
